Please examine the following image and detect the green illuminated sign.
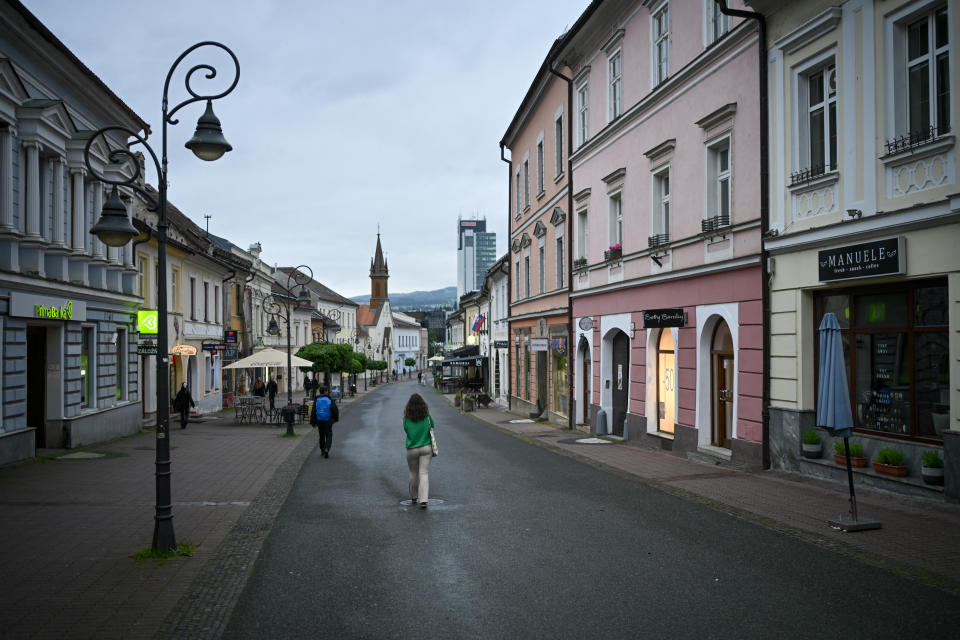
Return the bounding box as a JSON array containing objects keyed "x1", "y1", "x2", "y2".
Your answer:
[
  {"x1": 138, "y1": 310, "x2": 159, "y2": 334},
  {"x1": 34, "y1": 300, "x2": 74, "y2": 319}
]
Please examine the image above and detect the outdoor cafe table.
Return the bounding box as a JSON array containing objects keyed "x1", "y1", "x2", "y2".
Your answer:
[{"x1": 234, "y1": 395, "x2": 265, "y2": 424}]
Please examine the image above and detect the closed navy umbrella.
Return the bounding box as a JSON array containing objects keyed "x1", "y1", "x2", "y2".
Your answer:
[{"x1": 818, "y1": 312, "x2": 880, "y2": 531}]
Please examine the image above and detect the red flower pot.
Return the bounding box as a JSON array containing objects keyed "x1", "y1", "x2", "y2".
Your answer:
[{"x1": 873, "y1": 461, "x2": 909, "y2": 477}]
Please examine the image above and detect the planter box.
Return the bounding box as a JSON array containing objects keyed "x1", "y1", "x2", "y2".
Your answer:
[
  {"x1": 873, "y1": 461, "x2": 909, "y2": 477},
  {"x1": 921, "y1": 466, "x2": 944, "y2": 486},
  {"x1": 801, "y1": 443, "x2": 822, "y2": 459},
  {"x1": 604, "y1": 249, "x2": 622, "y2": 262},
  {"x1": 462, "y1": 399, "x2": 474, "y2": 412},
  {"x1": 834, "y1": 453, "x2": 868, "y2": 467}
]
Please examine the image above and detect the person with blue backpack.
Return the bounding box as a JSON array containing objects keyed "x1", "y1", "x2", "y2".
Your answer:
[{"x1": 311, "y1": 385, "x2": 339, "y2": 458}]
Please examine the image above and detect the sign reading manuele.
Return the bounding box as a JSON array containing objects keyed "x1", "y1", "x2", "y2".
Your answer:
[
  {"x1": 818, "y1": 237, "x2": 904, "y2": 282},
  {"x1": 643, "y1": 308, "x2": 686, "y2": 328},
  {"x1": 10, "y1": 292, "x2": 87, "y2": 321}
]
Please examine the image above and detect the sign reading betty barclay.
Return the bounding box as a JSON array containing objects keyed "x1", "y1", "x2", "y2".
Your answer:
[
  {"x1": 643, "y1": 308, "x2": 686, "y2": 328},
  {"x1": 818, "y1": 237, "x2": 904, "y2": 282},
  {"x1": 10, "y1": 292, "x2": 87, "y2": 321}
]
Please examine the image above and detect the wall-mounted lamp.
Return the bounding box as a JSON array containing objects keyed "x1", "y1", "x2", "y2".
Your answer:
[{"x1": 846, "y1": 209, "x2": 863, "y2": 219}]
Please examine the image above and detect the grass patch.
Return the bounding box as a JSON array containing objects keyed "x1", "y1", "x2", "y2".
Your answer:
[
  {"x1": 281, "y1": 432, "x2": 301, "y2": 439},
  {"x1": 132, "y1": 542, "x2": 198, "y2": 565}
]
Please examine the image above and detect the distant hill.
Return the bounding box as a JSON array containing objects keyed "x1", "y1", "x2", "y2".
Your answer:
[{"x1": 350, "y1": 286, "x2": 456, "y2": 310}]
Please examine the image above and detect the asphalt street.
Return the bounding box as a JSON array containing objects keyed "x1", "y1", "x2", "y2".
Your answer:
[{"x1": 224, "y1": 381, "x2": 960, "y2": 639}]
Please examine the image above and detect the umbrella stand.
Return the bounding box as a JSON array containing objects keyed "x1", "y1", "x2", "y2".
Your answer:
[{"x1": 827, "y1": 435, "x2": 882, "y2": 532}]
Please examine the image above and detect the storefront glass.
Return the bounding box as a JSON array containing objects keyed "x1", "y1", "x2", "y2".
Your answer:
[
  {"x1": 816, "y1": 280, "x2": 949, "y2": 440},
  {"x1": 552, "y1": 336, "x2": 567, "y2": 415}
]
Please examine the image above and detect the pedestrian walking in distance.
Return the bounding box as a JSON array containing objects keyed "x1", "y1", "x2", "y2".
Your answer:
[
  {"x1": 311, "y1": 386, "x2": 339, "y2": 458},
  {"x1": 266, "y1": 376, "x2": 278, "y2": 410},
  {"x1": 251, "y1": 376, "x2": 266, "y2": 397},
  {"x1": 403, "y1": 393, "x2": 435, "y2": 508},
  {"x1": 172, "y1": 382, "x2": 195, "y2": 430}
]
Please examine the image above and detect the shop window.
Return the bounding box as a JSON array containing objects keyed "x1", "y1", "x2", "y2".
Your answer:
[
  {"x1": 115, "y1": 328, "x2": 126, "y2": 400},
  {"x1": 815, "y1": 280, "x2": 949, "y2": 441},
  {"x1": 552, "y1": 335, "x2": 567, "y2": 415},
  {"x1": 657, "y1": 329, "x2": 675, "y2": 433},
  {"x1": 81, "y1": 326, "x2": 95, "y2": 409}
]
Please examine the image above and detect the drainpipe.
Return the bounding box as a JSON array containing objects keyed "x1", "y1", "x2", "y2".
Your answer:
[
  {"x1": 717, "y1": 0, "x2": 770, "y2": 469},
  {"x1": 500, "y1": 142, "x2": 513, "y2": 412},
  {"x1": 548, "y1": 61, "x2": 575, "y2": 433}
]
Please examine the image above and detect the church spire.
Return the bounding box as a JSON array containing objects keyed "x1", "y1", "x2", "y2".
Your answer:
[{"x1": 369, "y1": 232, "x2": 389, "y2": 310}]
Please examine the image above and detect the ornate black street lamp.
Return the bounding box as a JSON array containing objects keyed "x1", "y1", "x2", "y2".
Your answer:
[
  {"x1": 264, "y1": 266, "x2": 313, "y2": 436},
  {"x1": 85, "y1": 42, "x2": 238, "y2": 553}
]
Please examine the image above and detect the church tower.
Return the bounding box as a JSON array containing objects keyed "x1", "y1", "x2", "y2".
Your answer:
[{"x1": 369, "y1": 232, "x2": 389, "y2": 310}]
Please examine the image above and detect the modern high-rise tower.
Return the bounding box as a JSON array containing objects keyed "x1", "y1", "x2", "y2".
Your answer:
[{"x1": 456, "y1": 217, "x2": 496, "y2": 301}]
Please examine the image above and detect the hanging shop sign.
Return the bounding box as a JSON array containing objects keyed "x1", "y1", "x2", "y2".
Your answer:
[
  {"x1": 578, "y1": 317, "x2": 594, "y2": 331},
  {"x1": 137, "y1": 310, "x2": 159, "y2": 334},
  {"x1": 202, "y1": 343, "x2": 226, "y2": 352},
  {"x1": 224, "y1": 346, "x2": 239, "y2": 361},
  {"x1": 224, "y1": 329, "x2": 238, "y2": 343},
  {"x1": 818, "y1": 236, "x2": 904, "y2": 282},
  {"x1": 493, "y1": 340, "x2": 509, "y2": 349},
  {"x1": 10, "y1": 292, "x2": 87, "y2": 321},
  {"x1": 642, "y1": 308, "x2": 686, "y2": 328},
  {"x1": 531, "y1": 338, "x2": 549, "y2": 351},
  {"x1": 170, "y1": 344, "x2": 197, "y2": 356}
]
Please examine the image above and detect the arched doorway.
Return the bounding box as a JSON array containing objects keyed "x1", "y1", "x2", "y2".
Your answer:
[
  {"x1": 656, "y1": 329, "x2": 675, "y2": 434},
  {"x1": 578, "y1": 336, "x2": 591, "y2": 425},
  {"x1": 610, "y1": 330, "x2": 629, "y2": 437},
  {"x1": 711, "y1": 320, "x2": 734, "y2": 448}
]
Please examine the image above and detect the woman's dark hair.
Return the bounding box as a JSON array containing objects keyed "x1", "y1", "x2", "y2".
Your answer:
[{"x1": 404, "y1": 393, "x2": 429, "y2": 421}]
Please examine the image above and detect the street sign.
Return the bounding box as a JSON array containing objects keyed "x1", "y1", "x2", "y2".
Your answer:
[
  {"x1": 224, "y1": 329, "x2": 238, "y2": 343},
  {"x1": 137, "y1": 310, "x2": 159, "y2": 334},
  {"x1": 531, "y1": 338, "x2": 549, "y2": 351}
]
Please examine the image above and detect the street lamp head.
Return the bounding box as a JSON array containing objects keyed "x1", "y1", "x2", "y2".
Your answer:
[
  {"x1": 90, "y1": 186, "x2": 139, "y2": 247},
  {"x1": 266, "y1": 316, "x2": 281, "y2": 336},
  {"x1": 184, "y1": 100, "x2": 233, "y2": 161},
  {"x1": 297, "y1": 286, "x2": 311, "y2": 305}
]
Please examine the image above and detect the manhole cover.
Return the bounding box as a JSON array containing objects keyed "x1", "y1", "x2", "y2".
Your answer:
[
  {"x1": 59, "y1": 452, "x2": 106, "y2": 459},
  {"x1": 400, "y1": 498, "x2": 446, "y2": 507}
]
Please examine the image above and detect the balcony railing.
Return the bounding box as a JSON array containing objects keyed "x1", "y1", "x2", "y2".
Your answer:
[
  {"x1": 884, "y1": 125, "x2": 949, "y2": 156},
  {"x1": 648, "y1": 234, "x2": 670, "y2": 249},
  {"x1": 701, "y1": 215, "x2": 730, "y2": 233},
  {"x1": 603, "y1": 248, "x2": 622, "y2": 262},
  {"x1": 789, "y1": 164, "x2": 829, "y2": 187}
]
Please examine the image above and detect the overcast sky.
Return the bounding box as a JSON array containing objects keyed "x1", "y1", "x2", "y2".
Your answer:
[{"x1": 23, "y1": 0, "x2": 589, "y2": 298}]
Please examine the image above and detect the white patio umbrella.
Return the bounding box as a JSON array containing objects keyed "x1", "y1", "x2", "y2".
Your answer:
[{"x1": 224, "y1": 347, "x2": 313, "y2": 369}]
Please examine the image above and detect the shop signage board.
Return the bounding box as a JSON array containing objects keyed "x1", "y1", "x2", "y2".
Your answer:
[
  {"x1": 137, "y1": 339, "x2": 158, "y2": 356},
  {"x1": 224, "y1": 346, "x2": 239, "y2": 360},
  {"x1": 202, "y1": 343, "x2": 226, "y2": 352},
  {"x1": 10, "y1": 292, "x2": 87, "y2": 321},
  {"x1": 493, "y1": 340, "x2": 509, "y2": 349},
  {"x1": 224, "y1": 330, "x2": 238, "y2": 343},
  {"x1": 137, "y1": 310, "x2": 158, "y2": 334},
  {"x1": 818, "y1": 237, "x2": 904, "y2": 282},
  {"x1": 643, "y1": 308, "x2": 686, "y2": 328},
  {"x1": 531, "y1": 338, "x2": 549, "y2": 351}
]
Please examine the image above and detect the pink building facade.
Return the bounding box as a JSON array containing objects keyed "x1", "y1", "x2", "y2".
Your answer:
[{"x1": 557, "y1": 0, "x2": 766, "y2": 467}]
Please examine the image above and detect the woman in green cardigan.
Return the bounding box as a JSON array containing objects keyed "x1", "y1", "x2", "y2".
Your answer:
[{"x1": 403, "y1": 393, "x2": 434, "y2": 508}]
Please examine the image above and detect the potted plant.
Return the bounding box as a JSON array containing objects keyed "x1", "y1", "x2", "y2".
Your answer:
[
  {"x1": 801, "y1": 429, "x2": 822, "y2": 459},
  {"x1": 454, "y1": 391, "x2": 461, "y2": 407},
  {"x1": 833, "y1": 441, "x2": 867, "y2": 467},
  {"x1": 462, "y1": 394, "x2": 475, "y2": 412},
  {"x1": 574, "y1": 256, "x2": 588, "y2": 270},
  {"x1": 921, "y1": 450, "x2": 944, "y2": 486},
  {"x1": 873, "y1": 447, "x2": 908, "y2": 477},
  {"x1": 604, "y1": 243, "x2": 622, "y2": 261}
]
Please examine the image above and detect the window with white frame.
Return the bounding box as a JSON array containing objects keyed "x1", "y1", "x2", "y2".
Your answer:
[
  {"x1": 706, "y1": 138, "x2": 731, "y2": 225},
  {"x1": 796, "y1": 59, "x2": 837, "y2": 180},
  {"x1": 523, "y1": 157, "x2": 530, "y2": 209},
  {"x1": 115, "y1": 328, "x2": 126, "y2": 401},
  {"x1": 608, "y1": 191, "x2": 623, "y2": 248},
  {"x1": 706, "y1": 0, "x2": 728, "y2": 45},
  {"x1": 203, "y1": 281, "x2": 210, "y2": 321},
  {"x1": 137, "y1": 254, "x2": 148, "y2": 301},
  {"x1": 516, "y1": 257, "x2": 522, "y2": 298},
  {"x1": 171, "y1": 267, "x2": 180, "y2": 313},
  {"x1": 214, "y1": 285, "x2": 220, "y2": 323},
  {"x1": 205, "y1": 353, "x2": 213, "y2": 393},
  {"x1": 536, "y1": 135, "x2": 545, "y2": 195},
  {"x1": 577, "y1": 207, "x2": 589, "y2": 262},
  {"x1": 538, "y1": 237, "x2": 545, "y2": 294},
  {"x1": 608, "y1": 49, "x2": 622, "y2": 121},
  {"x1": 515, "y1": 169, "x2": 521, "y2": 217},
  {"x1": 577, "y1": 81, "x2": 589, "y2": 146},
  {"x1": 652, "y1": 167, "x2": 671, "y2": 240},
  {"x1": 556, "y1": 235, "x2": 564, "y2": 289},
  {"x1": 907, "y1": 6, "x2": 950, "y2": 137},
  {"x1": 190, "y1": 277, "x2": 197, "y2": 320},
  {"x1": 652, "y1": 3, "x2": 670, "y2": 86},
  {"x1": 523, "y1": 248, "x2": 531, "y2": 298},
  {"x1": 555, "y1": 108, "x2": 564, "y2": 177}
]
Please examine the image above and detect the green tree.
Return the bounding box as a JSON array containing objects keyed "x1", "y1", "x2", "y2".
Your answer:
[
  {"x1": 404, "y1": 357, "x2": 417, "y2": 368},
  {"x1": 296, "y1": 342, "x2": 354, "y2": 385}
]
